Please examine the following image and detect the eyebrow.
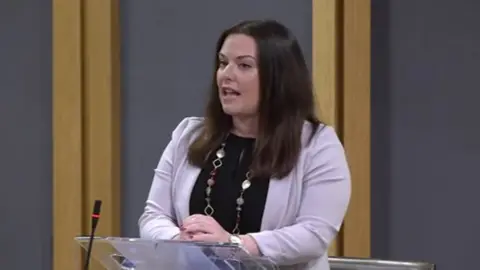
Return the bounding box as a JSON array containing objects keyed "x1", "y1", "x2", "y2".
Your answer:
[{"x1": 218, "y1": 53, "x2": 256, "y2": 61}]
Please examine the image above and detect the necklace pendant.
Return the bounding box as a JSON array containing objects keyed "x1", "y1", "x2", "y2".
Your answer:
[
  {"x1": 241, "y1": 180, "x2": 251, "y2": 190},
  {"x1": 207, "y1": 178, "x2": 215, "y2": 186},
  {"x1": 236, "y1": 197, "x2": 244, "y2": 205},
  {"x1": 204, "y1": 205, "x2": 214, "y2": 216},
  {"x1": 216, "y1": 148, "x2": 225, "y2": 158}
]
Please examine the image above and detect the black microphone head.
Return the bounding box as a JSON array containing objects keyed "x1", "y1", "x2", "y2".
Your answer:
[
  {"x1": 90, "y1": 200, "x2": 102, "y2": 230},
  {"x1": 85, "y1": 200, "x2": 102, "y2": 270},
  {"x1": 93, "y1": 200, "x2": 102, "y2": 216}
]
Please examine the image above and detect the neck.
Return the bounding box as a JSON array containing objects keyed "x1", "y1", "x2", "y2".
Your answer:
[{"x1": 231, "y1": 116, "x2": 258, "y2": 138}]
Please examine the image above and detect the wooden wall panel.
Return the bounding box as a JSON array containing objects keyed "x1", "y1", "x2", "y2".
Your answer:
[
  {"x1": 53, "y1": 0, "x2": 121, "y2": 269},
  {"x1": 312, "y1": 0, "x2": 342, "y2": 256},
  {"x1": 312, "y1": 0, "x2": 371, "y2": 258},
  {"x1": 341, "y1": 0, "x2": 371, "y2": 257},
  {"x1": 83, "y1": 0, "x2": 121, "y2": 240},
  {"x1": 313, "y1": 0, "x2": 341, "y2": 128},
  {"x1": 52, "y1": 0, "x2": 85, "y2": 269}
]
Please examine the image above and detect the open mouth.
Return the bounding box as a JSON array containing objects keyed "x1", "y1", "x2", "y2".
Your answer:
[{"x1": 222, "y1": 87, "x2": 240, "y2": 96}]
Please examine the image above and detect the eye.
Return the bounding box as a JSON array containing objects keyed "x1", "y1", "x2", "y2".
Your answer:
[
  {"x1": 238, "y1": 63, "x2": 252, "y2": 69},
  {"x1": 218, "y1": 60, "x2": 228, "y2": 68}
]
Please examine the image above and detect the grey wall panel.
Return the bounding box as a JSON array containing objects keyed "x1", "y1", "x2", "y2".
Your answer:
[
  {"x1": 372, "y1": 0, "x2": 480, "y2": 269},
  {"x1": 0, "y1": 1, "x2": 52, "y2": 269}
]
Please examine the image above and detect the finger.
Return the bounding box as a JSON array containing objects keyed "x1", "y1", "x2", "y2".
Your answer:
[
  {"x1": 183, "y1": 214, "x2": 209, "y2": 226},
  {"x1": 183, "y1": 223, "x2": 213, "y2": 234},
  {"x1": 185, "y1": 215, "x2": 219, "y2": 227},
  {"x1": 178, "y1": 232, "x2": 192, "y2": 241},
  {"x1": 183, "y1": 223, "x2": 210, "y2": 234},
  {"x1": 190, "y1": 233, "x2": 219, "y2": 243},
  {"x1": 179, "y1": 229, "x2": 208, "y2": 240}
]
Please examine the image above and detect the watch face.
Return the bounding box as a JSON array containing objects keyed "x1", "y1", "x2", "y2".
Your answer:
[{"x1": 230, "y1": 235, "x2": 242, "y2": 245}]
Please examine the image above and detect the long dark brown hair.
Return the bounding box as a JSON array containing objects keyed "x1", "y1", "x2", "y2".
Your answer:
[{"x1": 188, "y1": 19, "x2": 320, "y2": 179}]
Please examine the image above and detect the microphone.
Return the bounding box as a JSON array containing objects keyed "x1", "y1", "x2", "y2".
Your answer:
[{"x1": 84, "y1": 200, "x2": 102, "y2": 270}]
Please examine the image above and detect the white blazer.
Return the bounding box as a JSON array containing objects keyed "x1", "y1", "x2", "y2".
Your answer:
[{"x1": 139, "y1": 117, "x2": 351, "y2": 270}]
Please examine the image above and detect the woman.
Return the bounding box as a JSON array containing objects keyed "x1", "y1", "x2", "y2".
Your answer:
[{"x1": 139, "y1": 19, "x2": 351, "y2": 269}]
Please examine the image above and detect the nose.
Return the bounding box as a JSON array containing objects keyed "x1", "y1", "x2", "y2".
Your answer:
[{"x1": 218, "y1": 63, "x2": 235, "y2": 81}]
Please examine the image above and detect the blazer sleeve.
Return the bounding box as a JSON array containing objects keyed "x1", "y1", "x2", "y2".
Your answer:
[
  {"x1": 138, "y1": 117, "x2": 192, "y2": 240},
  {"x1": 248, "y1": 126, "x2": 351, "y2": 265}
]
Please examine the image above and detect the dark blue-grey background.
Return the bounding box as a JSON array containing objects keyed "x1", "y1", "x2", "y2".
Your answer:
[
  {"x1": 1, "y1": 1, "x2": 479, "y2": 269},
  {"x1": 0, "y1": 1, "x2": 52, "y2": 269},
  {"x1": 371, "y1": 1, "x2": 480, "y2": 269}
]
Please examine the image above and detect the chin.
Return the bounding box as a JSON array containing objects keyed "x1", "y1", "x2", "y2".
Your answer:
[
  {"x1": 221, "y1": 104, "x2": 256, "y2": 117},
  {"x1": 221, "y1": 108, "x2": 240, "y2": 116},
  {"x1": 222, "y1": 109, "x2": 256, "y2": 119}
]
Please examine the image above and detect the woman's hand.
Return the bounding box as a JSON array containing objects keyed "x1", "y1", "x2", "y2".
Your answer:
[
  {"x1": 181, "y1": 214, "x2": 261, "y2": 256},
  {"x1": 177, "y1": 230, "x2": 194, "y2": 241},
  {"x1": 182, "y1": 214, "x2": 230, "y2": 243}
]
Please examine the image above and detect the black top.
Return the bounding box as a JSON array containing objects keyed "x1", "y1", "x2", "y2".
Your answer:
[{"x1": 189, "y1": 133, "x2": 270, "y2": 235}]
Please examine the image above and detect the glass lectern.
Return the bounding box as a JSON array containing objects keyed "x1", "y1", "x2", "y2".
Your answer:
[{"x1": 75, "y1": 236, "x2": 278, "y2": 270}]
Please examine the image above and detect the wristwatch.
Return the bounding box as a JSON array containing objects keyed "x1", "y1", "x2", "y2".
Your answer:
[{"x1": 229, "y1": 235, "x2": 243, "y2": 246}]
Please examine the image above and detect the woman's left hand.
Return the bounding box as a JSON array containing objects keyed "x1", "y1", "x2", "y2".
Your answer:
[{"x1": 182, "y1": 214, "x2": 230, "y2": 243}]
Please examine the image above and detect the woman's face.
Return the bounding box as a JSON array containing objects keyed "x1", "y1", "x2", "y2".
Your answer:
[{"x1": 216, "y1": 34, "x2": 260, "y2": 118}]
